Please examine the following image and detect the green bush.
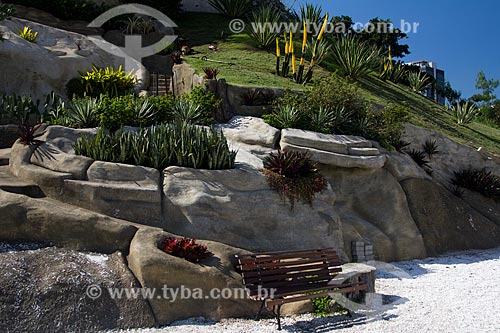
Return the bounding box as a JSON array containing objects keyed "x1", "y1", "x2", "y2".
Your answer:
[
  {"x1": 79, "y1": 65, "x2": 136, "y2": 98},
  {"x1": 73, "y1": 123, "x2": 237, "y2": 170},
  {"x1": 8, "y1": 0, "x2": 107, "y2": 21},
  {"x1": 181, "y1": 87, "x2": 220, "y2": 125},
  {"x1": 0, "y1": 93, "x2": 40, "y2": 122},
  {"x1": 0, "y1": 3, "x2": 15, "y2": 22},
  {"x1": 364, "y1": 103, "x2": 410, "y2": 148},
  {"x1": 96, "y1": 95, "x2": 158, "y2": 130}
]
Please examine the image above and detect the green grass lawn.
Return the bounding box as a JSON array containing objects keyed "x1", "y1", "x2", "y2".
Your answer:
[{"x1": 177, "y1": 13, "x2": 500, "y2": 157}]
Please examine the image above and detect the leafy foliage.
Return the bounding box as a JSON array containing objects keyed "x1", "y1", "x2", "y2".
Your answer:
[
  {"x1": 262, "y1": 150, "x2": 328, "y2": 209},
  {"x1": 97, "y1": 95, "x2": 158, "y2": 130},
  {"x1": 0, "y1": 93, "x2": 40, "y2": 122},
  {"x1": 328, "y1": 36, "x2": 380, "y2": 81},
  {"x1": 208, "y1": 0, "x2": 252, "y2": 18},
  {"x1": 17, "y1": 26, "x2": 39, "y2": 43},
  {"x1": 246, "y1": 6, "x2": 281, "y2": 50},
  {"x1": 66, "y1": 97, "x2": 101, "y2": 128},
  {"x1": 262, "y1": 104, "x2": 303, "y2": 129},
  {"x1": 364, "y1": 103, "x2": 410, "y2": 148},
  {"x1": 451, "y1": 101, "x2": 479, "y2": 125},
  {"x1": 0, "y1": 3, "x2": 15, "y2": 22},
  {"x1": 159, "y1": 237, "x2": 213, "y2": 263},
  {"x1": 78, "y1": 65, "x2": 136, "y2": 98},
  {"x1": 452, "y1": 168, "x2": 500, "y2": 201},
  {"x1": 73, "y1": 123, "x2": 237, "y2": 170}
]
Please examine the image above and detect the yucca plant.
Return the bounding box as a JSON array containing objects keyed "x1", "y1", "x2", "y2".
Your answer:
[
  {"x1": 133, "y1": 98, "x2": 158, "y2": 127},
  {"x1": 264, "y1": 104, "x2": 303, "y2": 129},
  {"x1": 308, "y1": 107, "x2": 335, "y2": 133},
  {"x1": 328, "y1": 36, "x2": 380, "y2": 81},
  {"x1": 262, "y1": 150, "x2": 328, "y2": 209},
  {"x1": 66, "y1": 97, "x2": 100, "y2": 128},
  {"x1": 18, "y1": 26, "x2": 39, "y2": 43},
  {"x1": 451, "y1": 101, "x2": 479, "y2": 125},
  {"x1": 452, "y1": 168, "x2": 500, "y2": 201},
  {"x1": 296, "y1": 3, "x2": 325, "y2": 26},
  {"x1": 246, "y1": 6, "x2": 281, "y2": 50},
  {"x1": 208, "y1": 0, "x2": 252, "y2": 18},
  {"x1": 380, "y1": 61, "x2": 408, "y2": 84},
  {"x1": 407, "y1": 71, "x2": 431, "y2": 93}
]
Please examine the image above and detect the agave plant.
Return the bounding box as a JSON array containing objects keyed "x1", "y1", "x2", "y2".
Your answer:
[
  {"x1": 133, "y1": 98, "x2": 158, "y2": 127},
  {"x1": 305, "y1": 38, "x2": 331, "y2": 67},
  {"x1": 270, "y1": 104, "x2": 303, "y2": 129},
  {"x1": 328, "y1": 36, "x2": 380, "y2": 81},
  {"x1": 171, "y1": 99, "x2": 203, "y2": 124},
  {"x1": 308, "y1": 107, "x2": 335, "y2": 133},
  {"x1": 380, "y1": 61, "x2": 408, "y2": 84},
  {"x1": 208, "y1": 0, "x2": 252, "y2": 18},
  {"x1": 407, "y1": 71, "x2": 432, "y2": 93},
  {"x1": 451, "y1": 101, "x2": 479, "y2": 125},
  {"x1": 452, "y1": 168, "x2": 500, "y2": 201},
  {"x1": 246, "y1": 6, "x2": 281, "y2": 50},
  {"x1": 66, "y1": 97, "x2": 100, "y2": 128},
  {"x1": 295, "y1": 3, "x2": 325, "y2": 26}
]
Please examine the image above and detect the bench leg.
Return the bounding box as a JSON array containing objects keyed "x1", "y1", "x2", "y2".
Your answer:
[
  {"x1": 276, "y1": 304, "x2": 282, "y2": 330},
  {"x1": 255, "y1": 300, "x2": 266, "y2": 320}
]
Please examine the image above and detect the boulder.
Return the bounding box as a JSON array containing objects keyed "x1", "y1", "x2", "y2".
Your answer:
[
  {"x1": 401, "y1": 178, "x2": 500, "y2": 256},
  {"x1": 87, "y1": 161, "x2": 160, "y2": 189},
  {"x1": 127, "y1": 229, "x2": 261, "y2": 324},
  {"x1": 216, "y1": 116, "x2": 280, "y2": 149},
  {"x1": 40, "y1": 125, "x2": 98, "y2": 153},
  {"x1": 0, "y1": 190, "x2": 138, "y2": 254},
  {"x1": 322, "y1": 167, "x2": 427, "y2": 262},
  {"x1": 281, "y1": 129, "x2": 373, "y2": 154},
  {"x1": 282, "y1": 142, "x2": 387, "y2": 169},
  {"x1": 385, "y1": 151, "x2": 432, "y2": 181},
  {"x1": 162, "y1": 166, "x2": 347, "y2": 260},
  {"x1": 31, "y1": 142, "x2": 94, "y2": 180},
  {"x1": 402, "y1": 123, "x2": 500, "y2": 186},
  {"x1": 0, "y1": 247, "x2": 155, "y2": 332}
]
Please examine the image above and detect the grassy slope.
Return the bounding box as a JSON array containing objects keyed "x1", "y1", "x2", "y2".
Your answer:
[{"x1": 177, "y1": 13, "x2": 500, "y2": 157}]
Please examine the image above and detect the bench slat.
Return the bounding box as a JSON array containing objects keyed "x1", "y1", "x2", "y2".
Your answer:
[
  {"x1": 266, "y1": 284, "x2": 369, "y2": 306},
  {"x1": 239, "y1": 257, "x2": 340, "y2": 271},
  {"x1": 236, "y1": 249, "x2": 338, "y2": 263},
  {"x1": 238, "y1": 253, "x2": 339, "y2": 266},
  {"x1": 240, "y1": 263, "x2": 342, "y2": 279},
  {"x1": 242, "y1": 268, "x2": 338, "y2": 285}
]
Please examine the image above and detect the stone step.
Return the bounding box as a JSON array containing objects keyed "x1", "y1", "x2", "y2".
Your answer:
[
  {"x1": 348, "y1": 147, "x2": 381, "y2": 156},
  {"x1": 0, "y1": 166, "x2": 45, "y2": 198},
  {"x1": 281, "y1": 143, "x2": 387, "y2": 169},
  {"x1": 0, "y1": 148, "x2": 11, "y2": 166}
]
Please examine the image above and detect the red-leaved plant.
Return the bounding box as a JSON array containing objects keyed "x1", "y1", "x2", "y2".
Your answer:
[
  {"x1": 262, "y1": 150, "x2": 328, "y2": 209},
  {"x1": 159, "y1": 237, "x2": 213, "y2": 262},
  {"x1": 203, "y1": 67, "x2": 219, "y2": 80},
  {"x1": 18, "y1": 120, "x2": 44, "y2": 145}
]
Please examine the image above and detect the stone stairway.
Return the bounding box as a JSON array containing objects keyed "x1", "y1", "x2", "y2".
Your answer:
[
  {"x1": 147, "y1": 73, "x2": 172, "y2": 96},
  {"x1": 0, "y1": 149, "x2": 44, "y2": 198}
]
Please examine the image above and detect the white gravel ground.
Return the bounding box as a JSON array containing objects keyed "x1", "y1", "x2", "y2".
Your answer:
[{"x1": 116, "y1": 247, "x2": 500, "y2": 333}]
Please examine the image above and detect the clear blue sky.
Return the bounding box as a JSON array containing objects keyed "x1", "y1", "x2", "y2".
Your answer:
[{"x1": 293, "y1": 0, "x2": 500, "y2": 98}]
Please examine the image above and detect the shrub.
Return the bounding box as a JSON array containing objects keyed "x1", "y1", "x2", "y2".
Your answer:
[
  {"x1": 246, "y1": 6, "x2": 281, "y2": 49},
  {"x1": 8, "y1": 0, "x2": 107, "y2": 21},
  {"x1": 262, "y1": 150, "x2": 328, "y2": 209},
  {"x1": 328, "y1": 36, "x2": 380, "y2": 81},
  {"x1": 451, "y1": 101, "x2": 479, "y2": 125},
  {"x1": 73, "y1": 123, "x2": 237, "y2": 170},
  {"x1": 407, "y1": 71, "x2": 431, "y2": 93},
  {"x1": 181, "y1": 87, "x2": 220, "y2": 125},
  {"x1": 422, "y1": 139, "x2": 439, "y2": 159},
  {"x1": 208, "y1": 0, "x2": 252, "y2": 18},
  {"x1": 17, "y1": 26, "x2": 38, "y2": 43},
  {"x1": 159, "y1": 237, "x2": 213, "y2": 263},
  {"x1": 97, "y1": 95, "x2": 158, "y2": 130},
  {"x1": 263, "y1": 104, "x2": 303, "y2": 129},
  {"x1": 452, "y1": 168, "x2": 500, "y2": 201},
  {"x1": 364, "y1": 103, "x2": 410, "y2": 148},
  {"x1": 79, "y1": 65, "x2": 136, "y2": 98}
]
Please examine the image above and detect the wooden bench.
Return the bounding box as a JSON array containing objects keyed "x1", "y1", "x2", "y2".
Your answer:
[{"x1": 235, "y1": 248, "x2": 368, "y2": 330}]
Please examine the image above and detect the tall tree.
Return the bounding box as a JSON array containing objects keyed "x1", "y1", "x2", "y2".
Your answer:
[
  {"x1": 470, "y1": 71, "x2": 499, "y2": 105},
  {"x1": 356, "y1": 18, "x2": 410, "y2": 58}
]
